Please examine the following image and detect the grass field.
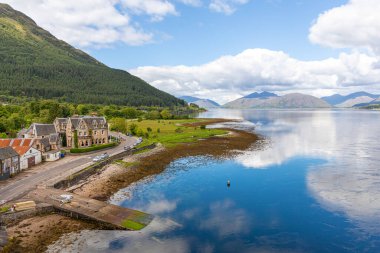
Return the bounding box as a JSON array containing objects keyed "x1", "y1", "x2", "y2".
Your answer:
[{"x1": 128, "y1": 119, "x2": 227, "y2": 148}]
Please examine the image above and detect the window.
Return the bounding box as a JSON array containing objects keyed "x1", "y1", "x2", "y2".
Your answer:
[
  {"x1": 30, "y1": 150, "x2": 32, "y2": 154},
  {"x1": 94, "y1": 131, "x2": 97, "y2": 135},
  {"x1": 102, "y1": 130, "x2": 104, "y2": 135}
]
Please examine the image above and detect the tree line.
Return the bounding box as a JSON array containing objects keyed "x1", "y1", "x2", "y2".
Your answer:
[{"x1": 0, "y1": 97, "x2": 200, "y2": 138}]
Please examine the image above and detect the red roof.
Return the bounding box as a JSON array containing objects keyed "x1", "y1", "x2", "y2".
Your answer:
[
  {"x1": 11, "y1": 139, "x2": 22, "y2": 147},
  {"x1": 0, "y1": 139, "x2": 11, "y2": 148},
  {"x1": 0, "y1": 138, "x2": 34, "y2": 148},
  {"x1": 13, "y1": 146, "x2": 31, "y2": 156},
  {"x1": 22, "y1": 139, "x2": 33, "y2": 147}
]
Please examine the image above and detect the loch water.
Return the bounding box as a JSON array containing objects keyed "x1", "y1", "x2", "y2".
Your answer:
[{"x1": 48, "y1": 109, "x2": 380, "y2": 253}]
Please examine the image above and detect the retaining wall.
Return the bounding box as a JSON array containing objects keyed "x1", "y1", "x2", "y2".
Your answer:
[{"x1": 53, "y1": 144, "x2": 156, "y2": 189}]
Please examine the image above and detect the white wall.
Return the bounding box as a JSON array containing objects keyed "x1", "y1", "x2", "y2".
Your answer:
[{"x1": 20, "y1": 147, "x2": 42, "y2": 170}]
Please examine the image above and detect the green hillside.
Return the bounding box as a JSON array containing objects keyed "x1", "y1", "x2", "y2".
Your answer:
[{"x1": 0, "y1": 3, "x2": 185, "y2": 107}]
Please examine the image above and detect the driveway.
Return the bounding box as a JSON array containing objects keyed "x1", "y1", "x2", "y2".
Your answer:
[{"x1": 0, "y1": 135, "x2": 137, "y2": 203}]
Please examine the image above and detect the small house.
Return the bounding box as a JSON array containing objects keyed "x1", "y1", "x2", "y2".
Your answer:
[
  {"x1": 0, "y1": 147, "x2": 20, "y2": 180},
  {"x1": 22, "y1": 123, "x2": 61, "y2": 161},
  {"x1": 0, "y1": 139, "x2": 42, "y2": 170},
  {"x1": 13, "y1": 146, "x2": 42, "y2": 170}
]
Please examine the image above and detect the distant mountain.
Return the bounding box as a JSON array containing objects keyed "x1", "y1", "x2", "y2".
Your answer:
[
  {"x1": 179, "y1": 96, "x2": 202, "y2": 103},
  {"x1": 354, "y1": 96, "x2": 380, "y2": 108},
  {"x1": 224, "y1": 93, "x2": 331, "y2": 109},
  {"x1": 336, "y1": 96, "x2": 376, "y2": 108},
  {"x1": 243, "y1": 91, "x2": 278, "y2": 99},
  {"x1": 322, "y1": 92, "x2": 379, "y2": 107},
  {"x1": 191, "y1": 99, "x2": 220, "y2": 108},
  {"x1": 179, "y1": 96, "x2": 220, "y2": 109},
  {"x1": 0, "y1": 3, "x2": 185, "y2": 106}
]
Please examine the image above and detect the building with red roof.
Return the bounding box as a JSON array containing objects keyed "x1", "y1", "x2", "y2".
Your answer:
[{"x1": 0, "y1": 139, "x2": 41, "y2": 171}]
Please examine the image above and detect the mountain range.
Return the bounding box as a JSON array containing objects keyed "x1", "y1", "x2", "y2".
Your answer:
[
  {"x1": 224, "y1": 92, "x2": 331, "y2": 109},
  {"x1": 179, "y1": 96, "x2": 220, "y2": 108},
  {"x1": 184, "y1": 91, "x2": 380, "y2": 109},
  {"x1": 0, "y1": 3, "x2": 184, "y2": 107},
  {"x1": 321, "y1": 92, "x2": 380, "y2": 107}
]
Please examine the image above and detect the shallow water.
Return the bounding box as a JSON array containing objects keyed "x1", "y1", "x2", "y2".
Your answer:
[{"x1": 48, "y1": 109, "x2": 380, "y2": 253}]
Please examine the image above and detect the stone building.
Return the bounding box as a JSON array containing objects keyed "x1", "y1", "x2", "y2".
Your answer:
[
  {"x1": 65, "y1": 116, "x2": 109, "y2": 148},
  {"x1": 21, "y1": 123, "x2": 61, "y2": 161}
]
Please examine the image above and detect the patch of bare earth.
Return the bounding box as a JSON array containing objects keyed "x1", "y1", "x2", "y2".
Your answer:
[{"x1": 3, "y1": 214, "x2": 96, "y2": 253}]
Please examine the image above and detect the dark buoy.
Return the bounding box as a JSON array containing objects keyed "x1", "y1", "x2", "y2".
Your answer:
[{"x1": 227, "y1": 180, "x2": 231, "y2": 187}]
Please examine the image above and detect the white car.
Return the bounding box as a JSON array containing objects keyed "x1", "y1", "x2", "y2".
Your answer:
[
  {"x1": 93, "y1": 156, "x2": 102, "y2": 162},
  {"x1": 93, "y1": 153, "x2": 109, "y2": 162},
  {"x1": 101, "y1": 153, "x2": 109, "y2": 159}
]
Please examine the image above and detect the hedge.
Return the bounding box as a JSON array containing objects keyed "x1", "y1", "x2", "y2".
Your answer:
[{"x1": 70, "y1": 142, "x2": 117, "y2": 153}]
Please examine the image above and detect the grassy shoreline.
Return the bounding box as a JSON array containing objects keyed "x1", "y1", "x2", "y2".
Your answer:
[
  {"x1": 127, "y1": 118, "x2": 234, "y2": 148},
  {"x1": 3, "y1": 118, "x2": 259, "y2": 253}
]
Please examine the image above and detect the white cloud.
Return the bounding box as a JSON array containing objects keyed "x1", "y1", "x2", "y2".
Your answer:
[
  {"x1": 178, "y1": 0, "x2": 203, "y2": 7},
  {"x1": 2, "y1": 0, "x2": 177, "y2": 47},
  {"x1": 209, "y1": 0, "x2": 249, "y2": 15},
  {"x1": 309, "y1": 0, "x2": 380, "y2": 54},
  {"x1": 121, "y1": 0, "x2": 178, "y2": 22},
  {"x1": 130, "y1": 48, "x2": 380, "y2": 104}
]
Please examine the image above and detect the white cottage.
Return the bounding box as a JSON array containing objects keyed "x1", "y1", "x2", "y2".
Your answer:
[{"x1": 13, "y1": 146, "x2": 42, "y2": 170}]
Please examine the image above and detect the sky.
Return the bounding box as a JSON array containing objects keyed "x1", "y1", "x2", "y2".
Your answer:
[{"x1": 3, "y1": 0, "x2": 380, "y2": 104}]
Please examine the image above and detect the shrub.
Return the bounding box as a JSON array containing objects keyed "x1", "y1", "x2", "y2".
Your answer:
[
  {"x1": 137, "y1": 129, "x2": 144, "y2": 137},
  {"x1": 70, "y1": 142, "x2": 116, "y2": 153},
  {"x1": 129, "y1": 123, "x2": 138, "y2": 135},
  {"x1": 200, "y1": 125, "x2": 206, "y2": 130},
  {"x1": 175, "y1": 127, "x2": 183, "y2": 133}
]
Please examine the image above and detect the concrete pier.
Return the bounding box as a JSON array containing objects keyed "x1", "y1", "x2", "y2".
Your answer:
[{"x1": 28, "y1": 188, "x2": 153, "y2": 230}]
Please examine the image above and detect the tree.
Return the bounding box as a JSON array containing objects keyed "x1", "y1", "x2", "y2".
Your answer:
[
  {"x1": 121, "y1": 107, "x2": 138, "y2": 119},
  {"x1": 74, "y1": 130, "x2": 78, "y2": 148},
  {"x1": 146, "y1": 110, "x2": 160, "y2": 120},
  {"x1": 129, "y1": 123, "x2": 138, "y2": 135},
  {"x1": 77, "y1": 104, "x2": 90, "y2": 115},
  {"x1": 160, "y1": 109, "x2": 172, "y2": 119},
  {"x1": 110, "y1": 118, "x2": 127, "y2": 133}
]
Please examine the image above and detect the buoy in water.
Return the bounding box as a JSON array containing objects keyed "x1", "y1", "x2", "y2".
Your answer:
[{"x1": 227, "y1": 180, "x2": 231, "y2": 187}]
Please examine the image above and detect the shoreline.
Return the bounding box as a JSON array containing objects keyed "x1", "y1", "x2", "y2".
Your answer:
[{"x1": 2, "y1": 119, "x2": 260, "y2": 253}]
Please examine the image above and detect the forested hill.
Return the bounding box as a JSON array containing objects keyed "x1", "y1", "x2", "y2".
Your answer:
[{"x1": 0, "y1": 4, "x2": 185, "y2": 107}]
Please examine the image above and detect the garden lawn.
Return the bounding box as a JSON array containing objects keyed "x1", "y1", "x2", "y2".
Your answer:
[{"x1": 129, "y1": 119, "x2": 227, "y2": 148}]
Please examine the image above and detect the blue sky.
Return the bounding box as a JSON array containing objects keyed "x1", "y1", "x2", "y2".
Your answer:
[
  {"x1": 91, "y1": 0, "x2": 347, "y2": 69},
  {"x1": 3, "y1": 0, "x2": 380, "y2": 103}
]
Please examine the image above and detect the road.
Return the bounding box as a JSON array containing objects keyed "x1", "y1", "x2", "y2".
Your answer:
[{"x1": 0, "y1": 135, "x2": 137, "y2": 203}]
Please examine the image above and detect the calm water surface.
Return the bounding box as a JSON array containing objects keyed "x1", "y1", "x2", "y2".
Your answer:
[{"x1": 49, "y1": 109, "x2": 380, "y2": 253}]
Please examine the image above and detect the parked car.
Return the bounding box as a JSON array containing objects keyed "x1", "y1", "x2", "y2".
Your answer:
[
  {"x1": 93, "y1": 156, "x2": 102, "y2": 162},
  {"x1": 124, "y1": 146, "x2": 131, "y2": 151},
  {"x1": 101, "y1": 153, "x2": 109, "y2": 159},
  {"x1": 93, "y1": 153, "x2": 109, "y2": 162}
]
